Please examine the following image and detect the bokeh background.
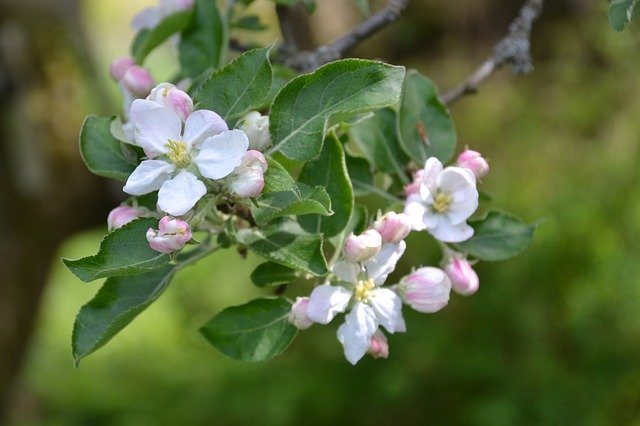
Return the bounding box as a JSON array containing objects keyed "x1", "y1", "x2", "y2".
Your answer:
[{"x1": 2, "y1": 0, "x2": 640, "y2": 424}]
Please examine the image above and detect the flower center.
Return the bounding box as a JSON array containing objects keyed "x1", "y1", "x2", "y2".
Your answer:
[
  {"x1": 165, "y1": 140, "x2": 190, "y2": 168},
  {"x1": 354, "y1": 279, "x2": 376, "y2": 303},
  {"x1": 432, "y1": 191, "x2": 452, "y2": 213}
]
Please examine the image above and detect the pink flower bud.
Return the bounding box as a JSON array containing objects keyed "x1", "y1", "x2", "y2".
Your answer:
[
  {"x1": 374, "y1": 212, "x2": 412, "y2": 243},
  {"x1": 146, "y1": 216, "x2": 192, "y2": 253},
  {"x1": 228, "y1": 150, "x2": 268, "y2": 198},
  {"x1": 399, "y1": 267, "x2": 451, "y2": 313},
  {"x1": 445, "y1": 256, "x2": 479, "y2": 296},
  {"x1": 147, "y1": 82, "x2": 194, "y2": 121},
  {"x1": 239, "y1": 111, "x2": 271, "y2": 151},
  {"x1": 404, "y1": 169, "x2": 424, "y2": 196},
  {"x1": 121, "y1": 65, "x2": 155, "y2": 97},
  {"x1": 367, "y1": 330, "x2": 389, "y2": 359},
  {"x1": 109, "y1": 56, "x2": 135, "y2": 82},
  {"x1": 456, "y1": 149, "x2": 489, "y2": 179},
  {"x1": 288, "y1": 297, "x2": 313, "y2": 330},
  {"x1": 107, "y1": 205, "x2": 147, "y2": 231},
  {"x1": 343, "y1": 229, "x2": 382, "y2": 263}
]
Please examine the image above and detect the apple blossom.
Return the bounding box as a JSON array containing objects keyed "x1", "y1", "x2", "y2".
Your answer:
[
  {"x1": 239, "y1": 111, "x2": 271, "y2": 151},
  {"x1": 107, "y1": 205, "x2": 148, "y2": 231},
  {"x1": 343, "y1": 229, "x2": 382, "y2": 263},
  {"x1": 445, "y1": 256, "x2": 480, "y2": 296},
  {"x1": 404, "y1": 157, "x2": 479, "y2": 243},
  {"x1": 147, "y1": 83, "x2": 193, "y2": 122},
  {"x1": 404, "y1": 169, "x2": 424, "y2": 196},
  {"x1": 228, "y1": 150, "x2": 268, "y2": 198},
  {"x1": 397, "y1": 267, "x2": 452, "y2": 313},
  {"x1": 374, "y1": 212, "x2": 412, "y2": 244},
  {"x1": 457, "y1": 149, "x2": 489, "y2": 179},
  {"x1": 146, "y1": 216, "x2": 192, "y2": 253},
  {"x1": 109, "y1": 56, "x2": 135, "y2": 82},
  {"x1": 367, "y1": 330, "x2": 389, "y2": 359},
  {"x1": 132, "y1": 0, "x2": 194, "y2": 31},
  {"x1": 121, "y1": 66, "x2": 155, "y2": 98},
  {"x1": 288, "y1": 297, "x2": 313, "y2": 330},
  {"x1": 123, "y1": 94, "x2": 248, "y2": 216}
]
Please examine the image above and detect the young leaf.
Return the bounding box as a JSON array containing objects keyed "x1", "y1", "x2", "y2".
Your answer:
[
  {"x1": 72, "y1": 265, "x2": 175, "y2": 365},
  {"x1": 79, "y1": 115, "x2": 138, "y2": 182},
  {"x1": 251, "y1": 262, "x2": 297, "y2": 287},
  {"x1": 252, "y1": 185, "x2": 332, "y2": 227},
  {"x1": 454, "y1": 210, "x2": 539, "y2": 262},
  {"x1": 236, "y1": 227, "x2": 328, "y2": 276},
  {"x1": 261, "y1": 156, "x2": 296, "y2": 193},
  {"x1": 267, "y1": 59, "x2": 405, "y2": 161},
  {"x1": 179, "y1": 0, "x2": 227, "y2": 78},
  {"x1": 131, "y1": 11, "x2": 192, "y2": 64},
  {"x1": 298, "y1": 134, "x2": 354, "y2": 237},
  {"x1": 397, "y1": 70, "x2": 456, "y2": 164},
  {"x1": 609, "y1": 0, "x2": 639, "y2": 31},
  {"x1": 194, "y1": 46, "x2": 273, "y2": 121},
  {"x1": 200, "y1": 297, "x2": 297, "y2": 362},
  {"x1": 63, "y1": 218, "x2": 170, "y2": 283}
]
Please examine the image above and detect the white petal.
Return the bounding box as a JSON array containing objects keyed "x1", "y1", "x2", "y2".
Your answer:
[
  {"x1": 404, "y1": 195, "x2": 428, "y2": 231},
  {"x1": 192, "y1": 130, "x2": 249, "y2": 180},
  {"x1": 369, "y1": 288, "x2": 406, "y2": 333},
  {"x1": 130, "y1": 99, "x2": 182, "y2": 155},
  {"x1": 364, "y1": 241, "x2": 406, "y2": 285},
  {"x1": 331, "y1": 261, "x2": 361, "y2": 284},
  {"x1": 131, "y1": 7, "x2": 161, "y2": 30},
  {"x1": 306, "y1": 284, "x2": 352, "y2": 324},
  {"x1": 183, "y1": 110, "x2": 229, "y2": 149},
  {"x1": 429, "y1": 217, "x2": 474, "y2": 243},
  {"x1": 420, "y1": 157, "x2": 443, "y2": 195},
  {"x1": 123, "y1": 160, "x2": 175, "y2": 196},
  {"x1": 336, "y1": 302, "x2": 378, "y2": 365},
  {"x1": 157, "y1": 170, "x2": 207, "y2": 216}
]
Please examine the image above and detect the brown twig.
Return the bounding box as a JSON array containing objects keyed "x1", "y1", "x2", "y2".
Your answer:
[
  {"x1": 284, "y1": 0, "x2": 411, "y2": 72},
  {"x1": 441, "y1": 0, "x2": 544, "y2": 106}
]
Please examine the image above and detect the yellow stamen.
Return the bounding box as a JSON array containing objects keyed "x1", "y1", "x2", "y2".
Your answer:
[
  {"x1": 165, "y1": 140, "x2": 190, "y2": 168},
  {"x1": 433, "y1": 192, "x2": 452, "y2": 213},
  {"x1": 354, "y1": 279, "x2": 376, "y2": 303}
]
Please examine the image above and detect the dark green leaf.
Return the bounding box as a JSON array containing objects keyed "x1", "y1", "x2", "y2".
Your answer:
[
  {"x1": 267, "y1": 59, "x2": 405, "y2": 161},
  {"x1": 251, "y1": 262, "x2": 297, "y2": 287},
  {"x1": 131, "y1": 11, "x2": 192, "y2": 64},
  {"x1": 252, "y1": 185, "x2": 332, "y2": 226},
  {"x1": 200, "y1": 297, "x2": 297, "y2": 362},
  {"x1": 179, "y1": 0, "x2": 227, "y2": 78},
  {"x1": 346, "y1": 155, "x2": 374, "y2": 197},
  {"x1": 63, "y1": 218, "x2": 170, "y2": 282},
  {"x1": 262, "y1": 156, "x2": 296, "y2": 193},
  {"x1": 232, "y1": 15, "x2": 268, "y2": 31},
  {"x1": 609, "y1": 0, "x2": 638, "y2": 31},
  {"x1": 397, "y1": 70, "x2": 456, "y2": 164}
]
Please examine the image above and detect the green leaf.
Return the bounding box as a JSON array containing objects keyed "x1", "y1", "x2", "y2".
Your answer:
[
  {"x1": 131, "y1": 11, "x2": 192, "y2": 64},
  {"x1": 194, "y1": 46, "x2": 273, "y2": 121},
  {"x1": 353, "y1": 0, "x2": 370, "y2": 16},
  {"x1": 345, "y1": 155, "x2": 374, "y2": 197},
  {"x1": 251, "y1": 262, "x2": 297, "y2": 287},
  {"x1": 179, "y1": 0, "x2": 227, "y2": 78},
  {"x1": 397, "y1": 70, "x2": 456, "y2": 164},
  {"x1": 200, "y1": 297, "x2": 297, "y2": 362},
  {"x1": 79, "y1": 115, "x2": 139, "y2": 181},
  {"x1": 454, "y1": 210, "x2": 539, "y2": 262},
  {"x1": 236, "y1": 227, "x2": 328, "y2": 276},
  {"x1": 252, "y1": 185, "x2": 332, "y2": 226},
  {"x1": 267, "y1": 59, "x2": 405, "y2": 161},
  {"x1": 261, "y1": 156, "x2": 296, "y2": 193},
  {"x1": 350, "y1": 108, "x2": 409, "y2": 179},
  {"x1": 72, "y1": 265, "x2": 175, "y2": 365},
  {"x1": 609, "y1": 0, "x2": 639, "y2": 31},
  {"x1": 63, "y1": 218, "x2": 170, "y2": 283},
  {"x1": 231, "y1": 15, "x2": 268, "y2": 31},
  {"x1": 298, "y1": 134, "x2": 354, "y2": 237}
]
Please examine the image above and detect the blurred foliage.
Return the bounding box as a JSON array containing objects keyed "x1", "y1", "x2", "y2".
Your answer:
[{"x1": 8, "y1": 0, "x2": 640, "y2": 425}]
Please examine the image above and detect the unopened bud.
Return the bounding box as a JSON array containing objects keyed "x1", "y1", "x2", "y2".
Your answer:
[
  {"x1": 404, "y1": 169, "x2": 424, "y2": 196},
  {"x1": 456, "y1": 149, "x2": 489, "y2": 179},
  {"x1": 239, "y1": 111, "x2": 271, "y2": 151},
  {"x1": 146, "y1": 216, "x2": 192, "y2": 253},
  {"x1": 107, "y1": 205, "x2": 147, "y2": 231},
  {"x1": 444, "y1": 256, "x2": 479, "y2": 296},
  {"x1": 121, "y1": 65, "x2": 155, "y2": 97},
  {"x1": 343, "y1": 229, "x2": 382, "y2": 263},
  {"x1": 367, "y1": 330, "x2": 389, "y2": 359},
  {"x1": 398, "y1": 267, "x2": 451, "y2": 313},
  {"x1": 374, "y1": 212, "x2": 412, "y2": 243},
  {"x1": 228, "y1": 150, "x2": 268, "y2": 198},
  {"x1": 109, "y1": 56, "x2": 135, "y2": 82},
  {"x1": 288, "y1": 297, "x2": 313, "y2": 330},
  {"x1": 147, "y1": 82, "x2": 193, "y2": 121}
]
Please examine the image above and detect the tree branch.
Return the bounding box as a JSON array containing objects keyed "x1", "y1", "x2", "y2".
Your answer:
[
  {"x1": 285, "y1": 0, "x2": 411, "y2": 72},
  {"x1": 441, "y1": 0, "x2": 544, "y2": 106}
]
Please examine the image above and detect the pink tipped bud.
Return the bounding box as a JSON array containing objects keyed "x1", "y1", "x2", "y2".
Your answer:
[
  {"x1": 456, "y1": 149, "x2": 489, "y2": 179},
  {"x1": 374, "y1": 212, "x2": 412, "y2": 243},
  {"x1": 343, "y1": 229, "x2": 382, "y2": 263},
  {"x1": 109, "y1": 56, "x2": 135, "y2": 82},
  {"x1": 121, "y1": 65, "x2": 155, "y2": 97},
  {"x1": 228, "y1": 150, "x2": 268, "y2": 198},
  {"x1": 147, "y1": 82, "x2": 194, "y2": 121},
  {"x1": 367, "y1": 330, "x2": 389, "y2": 359},
  {"x1": 288, "y1": 297, "x2": 313, "y2": 330},
  {"x1": 398, "y1": 267, "x2": 451, "y2": 313},
  {"x1": 445, "y1": 256, "x2": 479, "y2": 296},
  {"x1": 146, "y1": 216, "x2": 192, "y2": 253},
  {"x1": 404, "y1": 169, "x2": 425, "y2": 196},
  {"x1": 239, "y1": 111, "x2": 271, "y2": 151},
  {"x1": 107, "y1": 205, "x2": 147, "y2": 231}
]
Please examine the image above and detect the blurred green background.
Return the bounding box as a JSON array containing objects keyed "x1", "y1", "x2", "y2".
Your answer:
[{"x1": 3, "y1": 0, "x2": 640, "y2": 424}]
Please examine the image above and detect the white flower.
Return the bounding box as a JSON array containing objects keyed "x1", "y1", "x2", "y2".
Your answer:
[
  {"x1": 306, "y1": 241, "x2": 407, "y2": 365},
  {"x1": 404, "y1": 157, "x2": 479, "y2": 243},
  {"x1": 132, "y1": 0, "x2": 194, "y2": 31},
  {"x1": 239, "y1": 111, "x2": 271, "y2": 151},
  {"x1": 123, "y1": 98, "x2": 248, "y2": 216}
]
